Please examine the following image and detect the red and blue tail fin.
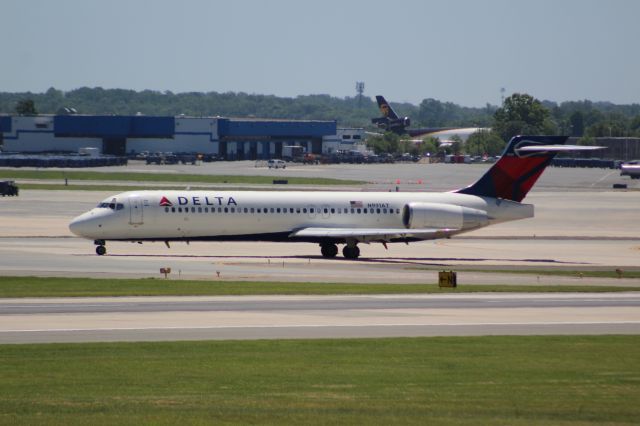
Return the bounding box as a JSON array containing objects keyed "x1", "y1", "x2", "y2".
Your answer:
[{"x1": 456, "y1": 135, "x2": 568, "y2": 202}]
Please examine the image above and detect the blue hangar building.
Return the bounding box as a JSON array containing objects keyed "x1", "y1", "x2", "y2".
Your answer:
[{"x1": 0, "y1": 115, "x2": 364, "y2": 160}]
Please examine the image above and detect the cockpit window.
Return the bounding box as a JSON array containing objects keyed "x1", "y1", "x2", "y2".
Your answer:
[{"x1": 97, "y1": 202, "x2": 124, "y2": 210}]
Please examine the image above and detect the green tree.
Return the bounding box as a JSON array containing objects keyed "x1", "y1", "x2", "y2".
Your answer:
[
  {"x1": 493, "y1": 93, "x2": 550, "y2": 141},
  {"x1": 449, "y1": 134, "x2": 463, "y2": 155},
  {"x1": 420, "y1": 137, "x2": 439, "y2": 155},
  {"x1": 465, "y1": 130, "x2": 506, "y2": 156},
  {"x1": 366, "y1": 132, "x2": 401, "y2": 154},
  {"x1": 569, "y1": 111, "x2": 585, "y2": 136},
  {"x1": 577, "y1": 135, "x2": 597, "y2": 146},
  {"x1": 15, "y1": 99, "x2": 37, "y2": 115}
]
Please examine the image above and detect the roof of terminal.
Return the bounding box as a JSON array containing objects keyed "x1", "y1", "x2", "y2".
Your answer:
[{"x1": 3, "y1": 114, "x2": 337, "y2": 139}]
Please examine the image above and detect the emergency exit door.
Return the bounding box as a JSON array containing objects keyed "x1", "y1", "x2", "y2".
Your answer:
[{"x1": 129, "y1": 196, "x2": 144, "y2": 225}]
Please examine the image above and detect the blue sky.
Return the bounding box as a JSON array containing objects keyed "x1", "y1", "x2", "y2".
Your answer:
[{"x1": 2, "y1": 0, "x2": 639, "y2": 106}]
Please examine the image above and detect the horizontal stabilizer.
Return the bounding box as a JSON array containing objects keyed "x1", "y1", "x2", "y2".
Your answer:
[
  {"x1": 517, "y1": 145, "x2": 605, "y2": 152},
  {"x1": 289, "y1": 227, "x2": 456, "y2": 242}
]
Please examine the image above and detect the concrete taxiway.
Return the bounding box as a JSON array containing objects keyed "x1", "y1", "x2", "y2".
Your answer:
[
  {"x1": 0, "y1": 187, "x2": 638, "y2": 283},
  {"x1": 0, "y1": 165, "x2": 638, "y2": 342},
  {"x1": 1, "y1": 293, "x2": 638, "y2": 343}
]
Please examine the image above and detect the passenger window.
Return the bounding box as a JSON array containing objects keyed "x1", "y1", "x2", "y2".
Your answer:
[
  {"x1": 357, "y1": 209, "x2": 361, "y2": 214},
  {"x1": 244, "y1": 208, "x2": 248, "y2": 213},
  {"x1": 191, "y1": 207, "x2": 196, "y2": 213},
  {"x1": 323, "y1": 208, "x2": 328, "y2": 214},
  {"x1": 270, "y1": 208, "x2": 274, "y2": 213},
  {"x1": 376, "y1": 209, "x2": 380, "y2": 214},
  {"x1": 277, "y1": 208, "x2": 281, "y2": 213},
  {"x1": 198, "y1": 207, "x2": 202, "y2": 213},
  {"x1": 178, "y1": 207, "x2": 182, "y2": 213},
  {"x1": 230, "y1": 207, "x2": 235, "y2": 213},
  {"x1": 250, "y1": 208, "x2": 255, "y2": 213},
  {"x1": 351, "y1": 208, "x2": 354, "y2": 214},
  {"x1": 296, "y1": 208, "x2": 301, "y2": 213},
  {"x1": 396, "y1": 208, "x2": 400, "y2": 214},
  {"x1": 363, "y1": 208, "x2": 368, "y2": 214},
  {"x1": 303, "y1": 208, "x2": 307, "y2": 214},
  {"x1": 171, "y1": 207, "x2": 176, "y2": 213},
  {"x1": 289, "y1": 208, "x2": 294, "y2": 213},
  {"x1": 383, "y1": 208, "x2": 387, "y2": 214},
  {"x1": 224, "y1": 207, "x2": 228, "y2": 213},
  {"x1": 330, "y1": 208, "x2": 335, "y2": 214},
  {"x1": 309, "y1": 208, "x2": 314, "y2": 213},
  {"x1": 165, "y1": 207, "x2": 169, "y2": 213},
  {"x1": 264, "y1": 209, "x2": 268, "y2": 214},
  {"x1": 204, "y1": 207, "x2": 208, "y2": 213}
]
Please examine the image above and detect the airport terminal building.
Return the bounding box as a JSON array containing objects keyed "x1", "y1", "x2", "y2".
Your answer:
[{"x1": 0, "y1": 115, "x2": 365, "y2": 160}]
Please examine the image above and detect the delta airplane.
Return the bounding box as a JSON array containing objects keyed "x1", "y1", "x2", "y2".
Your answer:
[{"x1": 69, "y1": 135, "x2": 596, "y2": 259}]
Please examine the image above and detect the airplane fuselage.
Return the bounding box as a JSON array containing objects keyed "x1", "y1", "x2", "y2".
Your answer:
[{"x1": 69, "y1": 190, "x2": 532, "y2": 245}]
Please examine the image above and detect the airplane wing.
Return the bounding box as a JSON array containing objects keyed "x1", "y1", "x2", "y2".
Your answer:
[{"x1": 288, "y1": 227, "x2": 457, "y2": 243}]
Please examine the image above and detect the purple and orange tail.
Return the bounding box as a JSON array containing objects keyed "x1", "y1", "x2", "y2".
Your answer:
[{"x1": 456, "y1": 135, "x2": 568, "y2": 202}]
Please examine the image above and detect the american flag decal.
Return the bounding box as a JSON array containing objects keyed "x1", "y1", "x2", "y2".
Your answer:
[{"x1": 350, "y1": 200, "x2": 363, "y2": 208}]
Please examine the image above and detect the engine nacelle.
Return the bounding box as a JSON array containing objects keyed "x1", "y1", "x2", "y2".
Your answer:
[{"x1": 402, "y1": 202, "x2": 488, "y2": 230}]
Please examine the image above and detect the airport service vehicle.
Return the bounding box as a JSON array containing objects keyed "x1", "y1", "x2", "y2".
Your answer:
[
  {"x1": 267, "y1": 159, "x2": 286, "y2": 169},
  {"x1": 69, "y1": 136, "x2": 597, "y2": 258}
]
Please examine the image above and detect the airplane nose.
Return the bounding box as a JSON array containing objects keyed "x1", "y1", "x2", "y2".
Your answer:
[{"x1": 69, "y1": 212, "x2": 94, "y2": 237}]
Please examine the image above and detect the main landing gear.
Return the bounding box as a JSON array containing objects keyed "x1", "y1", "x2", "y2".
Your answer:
[
  {"x1": 342, "y1": 245, "x2": 360, "y2": 260},
  {"x1": 319, "y1": 242, "x2": 360, "y2": 259},
  {"x1": 94, "y1": 239, "x2": 106, "y2": 256}
]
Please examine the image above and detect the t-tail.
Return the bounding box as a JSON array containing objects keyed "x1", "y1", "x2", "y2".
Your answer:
[{"x1": 455, "y1": 135, "x2": 570, "y2": 202}]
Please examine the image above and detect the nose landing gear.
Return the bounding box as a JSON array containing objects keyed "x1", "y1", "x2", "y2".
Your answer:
[{"x1": 94, "y1": 240, "x2": 106, "y2": 256}]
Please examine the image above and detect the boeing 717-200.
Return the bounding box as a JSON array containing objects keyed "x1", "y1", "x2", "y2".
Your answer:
[{"x1": 69, "y1": 135, "x2": 597, "y2": 259}]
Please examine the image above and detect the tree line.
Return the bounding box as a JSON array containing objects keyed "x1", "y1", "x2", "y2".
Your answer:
[{"x1": 2, "y1": 87, "x2": 639, "y2": 156}]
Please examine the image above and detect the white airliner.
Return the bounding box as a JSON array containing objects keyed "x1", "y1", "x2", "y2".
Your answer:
[{"x1": 69, "y1": 135, "x2": 598, "y2": 259}]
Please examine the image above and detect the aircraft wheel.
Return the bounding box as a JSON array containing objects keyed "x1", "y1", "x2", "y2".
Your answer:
[
  {"x1": 320, "y1": 243, "x2": 338, "y2": 258},
  {"x1": 342, "y1": 245, "x2": 360, "y2": 259},
  {"x1": 96, "y1": 245, "x2": 106, "y2": 256}
]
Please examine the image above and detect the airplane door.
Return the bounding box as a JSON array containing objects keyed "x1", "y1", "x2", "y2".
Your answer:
[{"x1": 129, "y1": 196, "x2": 144, "y2": 225}]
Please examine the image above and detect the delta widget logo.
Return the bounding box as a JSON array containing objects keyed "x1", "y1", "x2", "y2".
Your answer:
[{"x1": 159, "y1": 196, "x2": 173, "y2": 207}]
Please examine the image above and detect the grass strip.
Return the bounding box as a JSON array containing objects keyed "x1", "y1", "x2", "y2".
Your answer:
[
  {"x1": 409, "y1": 267, "x2": 640, "y2": 279},
  {"x1": 0, "y1": 336, "x2": 639, "y2": 425},
  {"x1": 18, "y1": 183, "x2": 330, "y2": 192},
  {"x1": 0, "y1": 276, "x2": 639, "y2": 298},
  {"x1": 0, "y1": 169, "x2": 362, "y2": 186}
]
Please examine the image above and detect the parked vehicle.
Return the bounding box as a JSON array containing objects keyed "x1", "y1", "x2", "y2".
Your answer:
[
  {"x1": 268, "y1": 159, "x2": 286, "y2": 169},
  {"x1": 0, "y1": 181, "x2": 19, "y2": 196}
]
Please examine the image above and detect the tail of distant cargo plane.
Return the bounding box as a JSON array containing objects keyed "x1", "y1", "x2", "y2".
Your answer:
[
  {"x1": 376, "y1": 95, "x2": 399, "y2": 120},
  {"x1": 455, "y1": 135, "x2": 570, "y2": 202},
  {"x1": 371, "y1": 95, "x2": 410, "y2": 133}
]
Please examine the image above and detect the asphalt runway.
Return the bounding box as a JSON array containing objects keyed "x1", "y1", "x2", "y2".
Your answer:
[{"x1": 1, "y1": 293, "x2": 639, "y2": 343}]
